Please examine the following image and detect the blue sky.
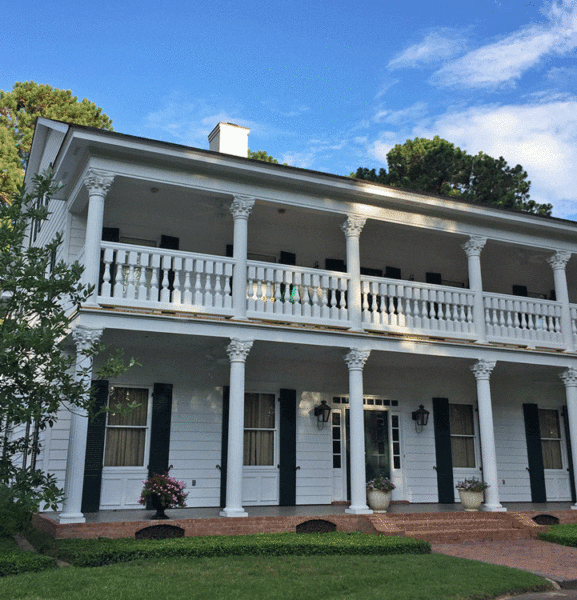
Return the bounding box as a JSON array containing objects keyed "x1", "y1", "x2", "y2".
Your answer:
[{"x1": 3, "y1": 0, "x2": 577, "y2": 218}]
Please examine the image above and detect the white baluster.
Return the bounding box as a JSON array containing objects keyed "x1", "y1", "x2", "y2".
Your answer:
[
  {"x1": 183, "y1": 258, "x2": 193, "y2": 305},
  {"x1": 159, "y1": 254, "x2": 171, "y2": 304},
  {"x1": 311, "y1": 274, "x2": 321, "y2": 319},
  {"x1": 224, "y1": 262, "x2": 233, "y2": 309},
  {"x1": 329, "y1": 276, "x2": 338, "y2": 320},
  {"x1": 137, "y1": 250, "x2": 150, "y2": 301},
  {"x1": 292, "y1": 272, "x2": 302, "y2": 316},
  {"x1": 320, "y1": 275, "x2": 330, "y2": 319},
  {"x1": 172, "y1": 257, "x2": 182, "y2": 305},
  {"x1": 213, "y1": 261, "x2": 224, "y2": 309},
  {"x1": 361, "y1": 280, "x2": 370, "y2": 324},
  {"x1": 274, "y1": 268, "x2": 284, "y2": 315},
  {"x1": 149, "y1": 253, "x2": 160, "y2": 303},
  {"x1": 125, "y1": 251, "x2": 137, "y2": 301},
  {"x1": 101, "y1": 247, "x2": 113, "y2": 298},
  {"x1": 194, "y1": 260, "x2": 204, "y2": 307},
  {"x1": 339, "y1": 277, "x2": 348, "y2": 321},
  {"x1": 302, "y1": 272, "x2": 312, "y2": 318}
]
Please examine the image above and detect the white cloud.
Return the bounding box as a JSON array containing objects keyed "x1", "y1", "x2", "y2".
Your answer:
[
  {"x1": 388, "y1": 30, "x2": 466, "y2": 70},
  {"x1": 373, "y1": 102, "x2": 428, "y2": 125},
  {"x1": 412, "y1": 99, "x2": 577, "y2": 217},
  {"x1": 432, "y1": 0, "x2": 577, "y2": 88}
]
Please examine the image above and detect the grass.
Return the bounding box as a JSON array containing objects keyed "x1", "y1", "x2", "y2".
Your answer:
[
  {"x1": 539, "y1": 523, "x2": 577, "y2": 547},
  {"x1": 0, "y1": 553, "x2": 550, "y2": 600},
  {"x1": 0, "y1": 534, "x2": 56, "y2": 577}
]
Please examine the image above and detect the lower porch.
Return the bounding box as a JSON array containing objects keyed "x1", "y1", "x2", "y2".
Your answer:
[{"x1": 35, "y1": 502, "x2": 577, "y2": 543}]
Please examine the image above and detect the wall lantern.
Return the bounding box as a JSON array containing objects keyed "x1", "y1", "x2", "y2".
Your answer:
[
  {"x1": 412, "y1": 404, "x2": 430, "y2": 433},
  {"x1": 314, "y1": 400, "x2": 332, "y2": 430}
]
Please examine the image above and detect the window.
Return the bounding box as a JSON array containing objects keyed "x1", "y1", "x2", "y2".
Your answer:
[
  {"x1": 450, "y1": 404, "x2": 476, "y2": 468},
  {"x1": 539, "y1": 409, "x2": 563, "y2": 470},
  {"x1": 332, "y1": 412, "x2": 342, "y2": 469},
  {"x1": 243, "y1": 393, "x2": 276, "y2": 466},
  {"x1": 104, "y1": 387, "x2": 150, "y2": 467}
]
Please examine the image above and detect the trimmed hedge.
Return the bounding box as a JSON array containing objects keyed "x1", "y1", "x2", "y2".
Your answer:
[
  {"x1": 539, "y1": 524, "x2": 577, "y2": 547},
  {"x1": 0, "y1": 551, "x2": 57, "y2": 577},
  {"x1": 53, "y1": 532, "x2": 430, "y2": 567}
]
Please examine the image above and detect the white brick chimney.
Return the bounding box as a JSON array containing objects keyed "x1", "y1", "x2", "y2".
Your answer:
[{"x1": 208, "y1": 122, "x2": 250, "y2": 158}]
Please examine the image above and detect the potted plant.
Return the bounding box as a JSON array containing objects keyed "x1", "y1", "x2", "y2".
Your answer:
[
  {"x1": 139, "y1": 471, "x2": 188, "y2": 519},
  {"x1": 366, "y1": 474, "x2": 395, "y2": 512},
  {"x1": 455, "y1": 477, "x2": 488, "y2": 511}
]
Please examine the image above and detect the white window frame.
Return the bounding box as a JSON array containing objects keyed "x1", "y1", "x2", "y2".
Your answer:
[
  {"x1": 449, "y1": 403, "x2": 480, "y2": 471},
  {"x1": 539, "y1": 408, "x2": 565, "y2": 472},
  {"x1": 243, "y1": 392, "x2": 279, "y2": 469}
]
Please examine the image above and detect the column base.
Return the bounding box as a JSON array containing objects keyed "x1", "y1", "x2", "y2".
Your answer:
[
  {"x1": 345, "y1": 505, "x2": 373, "y2": 515},
  {"x1": 219, "y1": 507, "x2": 248, "y2": 518},
  {"x1": 481, "y1": 504, "x2": 507, "y2": 512},
  {"x1": 59, "y1": 512, "x2": 86, "y2": 524},
  {"x1": 571, "y1": 504, "x2": 577, "y2": 510}
]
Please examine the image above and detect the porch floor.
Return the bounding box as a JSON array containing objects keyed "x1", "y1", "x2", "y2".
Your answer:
[{"x1": 41, "y1": 501, "x2": 575, "y2": 524}]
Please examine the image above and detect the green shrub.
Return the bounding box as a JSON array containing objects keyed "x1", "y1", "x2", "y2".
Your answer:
[
  {"x1": 539, "y1": 524, "x2": 577, "y2": 547},
  {"x1": 0, "y1": 550, "x2": 56, "y2": 577},
  {"x1": 53, "y1": 532, "x2": 430, "y2": 567}
]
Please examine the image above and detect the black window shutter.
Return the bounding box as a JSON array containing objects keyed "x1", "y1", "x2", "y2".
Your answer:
[
  {"x1": 148, "y1": 384, "x2": 173, "y2": 478},
  {"x1": 385, "y1": 266, "x2": 402, "y2": 280},
  {"x1": 432, "y1": 398, "x2": 454, "y2": 503},
  {"x1": 325, "y1": 258, "x2": 346, "y2": 272},
  {"x1": 279, "y1": 252, "x2": 296, "y2": 266},
  {"x1": 226, "y1": 244, "x2": 233, "y2": 258},
  {"x1": 523, "y1": 403, "x2": 546, "y2": 502},
  {"x1": 101, "y1": 227, "x2": 120, "y2": 242},
  {"x1": 220, "y1": 386, "x2": 230, "y2": 508},
  {"x1": 81, "y1": 380, "x2": 109, "y2": 513},
  {"x1": 360, "y1": 267, "x2": 383, "y2": 277},
  {"x1": 562, "y1": 406, "x2": 576, "y2": 503},
  {"x1": 159, "y1": 235, "x2": 179, "y2": 250},
  {"x1": 426, "y1": 272, "x2": 442, "y2": 285},
  {"x1": 513, "y1": 285, "x2": 528, "y2": 297},
  {"x1": 279, "y1": 389, "x2": 297, "y2": 506}
]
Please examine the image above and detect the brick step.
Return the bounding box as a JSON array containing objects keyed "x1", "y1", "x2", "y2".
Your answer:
[
  {"x1": 393, "y1": 519, "x2": 514, "y2": 532},
  {"x1": 403, "y1": 527, "x2": 533, "y2": 544},
  {"x1": 387, "y1": 511, "x2": 504, "y2": 521}
]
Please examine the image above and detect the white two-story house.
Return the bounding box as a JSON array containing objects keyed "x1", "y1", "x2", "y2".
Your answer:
[{"x1": 26, "y1": 117, "x2": 577, "y2": 524}]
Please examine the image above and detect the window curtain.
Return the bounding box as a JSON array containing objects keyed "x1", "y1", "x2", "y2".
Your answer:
[
  {"x1": 243, "y1": 393, "x2": 275, "y2": 466},
  {"x1": 450, "y1": 404, "x2": 475, "y2": 468},
  {"x1": 539, "y1": 409, "x2": 563, "y2": 469}
]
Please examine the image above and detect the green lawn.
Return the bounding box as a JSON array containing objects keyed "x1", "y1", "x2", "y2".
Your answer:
[{"x1": 0, "y1": 553, "x2": 550, "y2": 600}]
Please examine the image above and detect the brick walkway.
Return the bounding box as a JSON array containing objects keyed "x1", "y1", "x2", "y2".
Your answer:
[{"x1": 432, "y1": 539, "x2": 577, "y2": 583}]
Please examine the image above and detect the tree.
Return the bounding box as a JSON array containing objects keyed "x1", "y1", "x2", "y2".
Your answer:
[
  {"x1": 0, "y1": 82, "x2": 113, "y2": 204},
  {"x1": 248, "y1": 149, "x2": 288, "y2": 165},
  {"x1": 0, "y1": 171, "x2": 130, "y2": 532},
  {"x1": 352, "y1": 136, "x2": 552, "y2": 216}
]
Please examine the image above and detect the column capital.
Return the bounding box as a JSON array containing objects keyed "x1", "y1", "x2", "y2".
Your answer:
[
  {"x1": 344, "y1": 349, "x2": 370, "y2": 371},
  {"x1": 462, "y1": 236, "x2": 487, "y2": 258},
  {"x1": 548, "y1": 250, "x2": 571, "y2": 271},
  {"x1": 226, "y1": 338, "x2": 253, "y2": 362},
  {"x1": 560, "y1": 368, "x2": 577, "y2": 387},
  {"x1": 471, "y1": 359, "x2": 496, "y2": 380},
  {"x1": 230, "y1": 195, "x2": 255, "y2": 219},
  {"x1": 341, "y1": 216, "x2": 366, "y2": 238},
  {"x1": 83, "y1": 168, "x2": 114, "y2": 197},
  {"x1": 72, "y1": 326, "x2": 103, "y2": 351}
]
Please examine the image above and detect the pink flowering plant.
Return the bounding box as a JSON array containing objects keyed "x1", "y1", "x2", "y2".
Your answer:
[
  {"x1": 139, "y1": 472, "x2": 188, "y2": 508},
  {"x1": 366, "y1": 474, "x2": 395, "y2": 493},
  {"x1": 455, "y1": 477, "x2": 489, "y2": 492}
]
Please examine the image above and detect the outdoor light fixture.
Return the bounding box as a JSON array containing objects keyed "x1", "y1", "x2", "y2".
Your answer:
[
  {"x1": 314, "y1": 400, "x2": 332, "y2": 430},
  {"x1": 412, "y1": 404, "x2": 430, "y2": 433}
]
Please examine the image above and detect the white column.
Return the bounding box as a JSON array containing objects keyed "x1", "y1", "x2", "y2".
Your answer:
[
  {"x1": 560, "y1": 368, "x2": 577, "y2": 510},
  {"x1": 344, "y1": 348, "x2": 372, "y2": 514},
  {"x1": 548, "y1": 251, "x2": 574, "y2": 352},
  {"x1": 471, "y1": 359, "x2": 506, "y2": 512},
  {"x1": 220, "y1": 338, "x2": 253, "y2": 517},
  {"x1": 341, "y1": 216, "x2": 366, "y2": 332},
  {"x1": 462, "y1": 236, "x2": 487, "y2": 344},
  {"x1": 230, "y1": 196, "x2": 255, "y2": 320},
  {"x1": 59, "y1": 326, "x2": 103, "y2": 524},
  {"x1": 83, "y1": 169, "x2": 114, "y2": 305}
]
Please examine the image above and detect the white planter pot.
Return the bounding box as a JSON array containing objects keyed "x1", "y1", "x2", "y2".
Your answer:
[
  {"x1": 367, "y1": 490, "x2": 392, "y2": 512},
  {"x1": 458, "y1": 490, "x2": 484, "y2": 511}
]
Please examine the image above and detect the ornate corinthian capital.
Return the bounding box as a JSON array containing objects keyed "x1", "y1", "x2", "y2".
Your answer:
[
  {"x1": 560, "y1": 367, "x2": 577, "y2": 387},
  {"x1": 72, "y1": 326, "x2": 103, "y2": 351},
  {"x1": 83, "y1": 169, "x2": 114, "y2": 196},
  {"x1": 226, "y1": 338, "x2": 253, "y2": 362},
  {"x1": 547, "y1": 251, "x2": 571, "y2": 271},
  {"x1": 461, "y1": 236, "x2": 487, "y2": 258},
  {"x1": 341, "y1": 216, "x2": 366, "y2": 238},
  {"x1": 230, "y1": 195, "x2": 255, "y2": 219},
  {"x1": 471, "y1": 359, "x2": 496, "y2": 380},
  {"x1": 344, "y1": 349, "x2": 370, "y2": 371}
]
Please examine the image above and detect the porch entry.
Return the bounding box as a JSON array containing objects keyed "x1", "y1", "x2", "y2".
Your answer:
[{"x1": 336, "y1": 397, "x2": 402, "y2": 502}]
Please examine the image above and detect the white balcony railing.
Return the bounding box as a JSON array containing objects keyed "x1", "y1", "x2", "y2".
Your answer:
[
  {"x1": 246, "y1": 261, "x2": 350, "y2": 326},
  {"x1": 99, "y1": 243, "x2": 235, "y2": 316},
  {"x1": 483, "y1": 292, "x2": 564, "y2": 348},
  {"x1": 93, "y1": 242, "x2": 577, "y2": 351},
  {"x1": 361, "y1": 277, "x2": 476, "y2": 338}
]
